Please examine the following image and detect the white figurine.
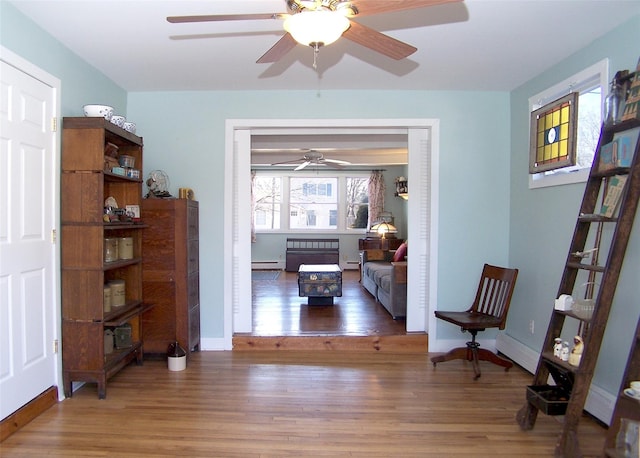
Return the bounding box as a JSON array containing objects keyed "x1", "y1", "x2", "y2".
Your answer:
[
  {"x1": 553, "y1": 338, "x2": 563, "y2": 358},
  {"x1": 560, "y1": 341, "x2": 570, "y2": 362},
  {"x1": 568, "y1": 336, "x2": 584, "y2": 367}
]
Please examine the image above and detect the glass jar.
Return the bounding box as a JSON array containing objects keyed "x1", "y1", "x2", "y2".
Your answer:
[
  {"x1": 118, "y1": 237, "x2": 133, "y2": 260},
  {"x1": 103, "y1": 238, "x2": 118, "y2": 263},
  {"x1": 605, "y1": 78, "x2": 626, "y2": 126}
]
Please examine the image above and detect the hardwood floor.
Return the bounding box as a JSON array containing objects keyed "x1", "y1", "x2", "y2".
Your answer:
[
  {"x1": 1, "y1": 351, "x2": 608, "y2": 457},
  {"x1": 240, "y1": 269, "x2": 426, "y2": 351},
  {"x1": 3, "y1": 270, "x2": 608, "y2": 454},
  {"x1": 250, "y1": 269, "x2": 406, "y2": 336}
]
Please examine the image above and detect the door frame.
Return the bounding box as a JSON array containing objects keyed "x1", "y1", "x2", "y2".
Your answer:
[
  {"x1": 223, "y1": 119, "x2": 440, "y2": 348},
  {"x1": 0, "y1": 46, "x2": 62, "y2": 402}
]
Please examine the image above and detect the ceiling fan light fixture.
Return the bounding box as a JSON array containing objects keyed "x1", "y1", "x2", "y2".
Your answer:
[{"x1": 284, "y1": 10, "x2": 350, "y2": 47}]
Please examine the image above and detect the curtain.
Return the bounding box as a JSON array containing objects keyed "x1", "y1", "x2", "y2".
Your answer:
[
  {"x1": 368, "y1": 170, "x2": 385, "y2": 228},
  {"x1": 251, "y1": 170, "x2": 257, "y2": 243}
]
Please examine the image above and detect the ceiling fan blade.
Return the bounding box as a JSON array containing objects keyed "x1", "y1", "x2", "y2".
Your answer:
[
  {"x1": 167, "y1": 13, "x2": 287, "y2": 23},
  {"x1": 270, "y1": 158, "x2": 304, "y2": 166},
  {"x1": 257, "y1": 33, "x2": 298, "y2": 63},
  {"x1": 343, "y1": 21, "x2": 416, "y2": 60},
  {"x1": 323, "y1": 158, "x2": 351, "y2": 165},
  {"x1": 294, "y1": 161, "x2": 311, "y2": 171},
  {"x1": 323, "y1": 161, "x2": 345, "y2": 169},
  {"x1": 354, "y1": 0, "x2": 462, "y2": 17}
]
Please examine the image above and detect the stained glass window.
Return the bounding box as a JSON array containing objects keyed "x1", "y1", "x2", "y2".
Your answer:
[{"x1": 529, "y1": 92, "x2": 578, "y2": 173}]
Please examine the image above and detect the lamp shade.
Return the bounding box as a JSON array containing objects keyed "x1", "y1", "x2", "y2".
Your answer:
[
  {"x1": 284, "y1": 10, "x2": 350, "y2": 47},
  {"x1": 370, "y1": 221, "x2": 398, "y2": 237}
]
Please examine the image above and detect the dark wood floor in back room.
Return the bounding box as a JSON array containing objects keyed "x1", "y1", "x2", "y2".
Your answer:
[{"x1": 251, "y1": 269, "x2": 406, "y2": 336}]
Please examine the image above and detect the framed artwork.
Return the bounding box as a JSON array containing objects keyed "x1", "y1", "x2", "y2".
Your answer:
[
  {"x1": 125, "y1": 204, "x2": 140, "y2": 218},
  {"x1": 529, "y1": 92, "x2": 578, "y2": 174}
]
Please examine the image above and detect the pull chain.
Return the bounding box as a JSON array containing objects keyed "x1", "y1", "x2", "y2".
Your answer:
[{"x1": 312, "y1": 43, "x2": 320, "y2": 70}]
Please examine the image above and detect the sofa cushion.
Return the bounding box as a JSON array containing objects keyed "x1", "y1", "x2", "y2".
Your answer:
[
  {"x1": 377, "y1": 271, "x2": 392, "y2": 292},
  {"x1": 392, "y1": 242, "x2": 408, "y2": 262},
  {"x1": 363, "y1": 261, "x2": 391, "y2": 280}
]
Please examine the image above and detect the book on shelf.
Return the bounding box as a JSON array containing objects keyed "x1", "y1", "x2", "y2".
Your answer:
[
  {"x1": 621, "y1": 57, "x2": 640, "y2": 122},
  {"x1": 600, "y1": 175, "x2": 628, "y2": 218}
]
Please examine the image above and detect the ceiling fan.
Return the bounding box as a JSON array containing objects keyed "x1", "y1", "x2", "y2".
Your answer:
[
  {"x1": 167, "y1": 0, "x2": 462, "y2": 65},
  {"x1": 271, "y1": 150, "x2": 352, "y2": 171}
]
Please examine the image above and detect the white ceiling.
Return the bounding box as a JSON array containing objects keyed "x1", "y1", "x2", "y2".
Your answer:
[
  {"x1": 251, "y1": 132, "x2": 408, "y2": 166},
  {"x1": 8, "y1": 0, "x2": 640, "y2": 92}
]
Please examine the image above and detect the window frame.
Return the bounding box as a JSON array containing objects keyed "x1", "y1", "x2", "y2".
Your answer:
[
  {"x1": 253, "y1": 170, "x2": 371, "y2": 234},
  {"x1": 528, "y1": 59, "x2": 609, "y2": 189}
]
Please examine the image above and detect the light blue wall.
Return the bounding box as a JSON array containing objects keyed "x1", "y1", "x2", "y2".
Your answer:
[
  {"x1": 127, "y1": 89, "x2": 511, "y2": 339},
  {"x1": 508, "y1": 15, "x2": 640, "y2": 394},
  {"x1": 0, "y1": 2, "x2": 127, "y2": 116}
]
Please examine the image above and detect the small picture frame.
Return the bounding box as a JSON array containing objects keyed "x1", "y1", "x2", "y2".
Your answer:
[{"x1": 125, "y1": 204, "x2": 140, "y2": 219}]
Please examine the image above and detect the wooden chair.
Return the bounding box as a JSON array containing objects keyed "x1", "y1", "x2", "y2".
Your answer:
[{"x1": 431, "y1": 263, "x2": 519, "y2": 379}]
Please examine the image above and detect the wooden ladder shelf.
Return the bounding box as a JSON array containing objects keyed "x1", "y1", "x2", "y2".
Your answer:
[{"x1": 516, "y1": 111, "x2": 640, "y2": 457}]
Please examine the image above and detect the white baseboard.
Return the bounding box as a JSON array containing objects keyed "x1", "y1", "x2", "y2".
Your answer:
[
  {"x1": 496, "y1": 333, "x2": 615, "y2": 425},
  {"x1": 251, "y1": 261, "x2": 284, "y2": 270},
  {"x1": 496, "y1": 333, "x2": 539, "y2": 374},
  {"x1": 200, "y1": 337, "x2": 231, "y2": 351}
]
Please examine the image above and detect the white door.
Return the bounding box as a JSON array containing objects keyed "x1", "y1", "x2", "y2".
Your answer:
[{"x1": 0, "y1": 51, "x2": 59, "y2": 419}]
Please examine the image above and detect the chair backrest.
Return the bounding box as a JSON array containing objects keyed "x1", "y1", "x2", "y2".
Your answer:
[{"x1": 470, "y1": 264, "x2": 519, "y2": 330}]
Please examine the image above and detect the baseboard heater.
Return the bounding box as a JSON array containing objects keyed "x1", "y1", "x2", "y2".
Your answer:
[{"x1": 252, "y1": 260, "x2": 285, "y2": 270}]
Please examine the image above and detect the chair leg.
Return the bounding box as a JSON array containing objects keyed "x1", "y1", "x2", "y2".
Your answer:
[
  {"x1": 468, "y1": 340, "x2": 481, "y2": 380},
  {"x1": 430, "y1": 330, "x2": 513, "y2": 380},
  {"x1": 431, "y1": 347, "x2": 472, "y2": 365},
  {"x1": 475, "y1": 348, "x2": 513, "y2": 370}
]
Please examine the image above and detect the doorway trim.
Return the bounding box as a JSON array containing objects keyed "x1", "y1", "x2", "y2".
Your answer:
[{"x1": 223, "y1": 119, "x2": 439, "y2": 349}]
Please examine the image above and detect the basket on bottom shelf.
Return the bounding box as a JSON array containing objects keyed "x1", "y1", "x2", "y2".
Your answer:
[{"x1": 527, "y1": 360, "x2": 574, "y2": 416}]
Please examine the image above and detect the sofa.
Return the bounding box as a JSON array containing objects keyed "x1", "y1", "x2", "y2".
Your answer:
[{"x1": 361, "y1": 244, "x2": 408, "y2": 319}]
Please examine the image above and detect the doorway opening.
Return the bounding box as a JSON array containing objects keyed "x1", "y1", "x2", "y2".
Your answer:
[{"x1": 223, "y1": 119, "x2": 439, "y2": 349}]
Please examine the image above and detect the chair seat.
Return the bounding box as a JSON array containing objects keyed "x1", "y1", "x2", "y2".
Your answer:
[{"x1": 434, "y1": 310, "x2": 502, "y2": 330}]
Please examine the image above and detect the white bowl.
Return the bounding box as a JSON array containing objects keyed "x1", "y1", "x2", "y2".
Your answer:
[
  {"x1": 83, "y1": 104, "x2": 114, "y2": 120},
  {"x1": 110, "y1": 115, "x2": 126, "y2": 127},
  {"x1": 123, "y1": 122, "x2": 136, "y2": 134}
]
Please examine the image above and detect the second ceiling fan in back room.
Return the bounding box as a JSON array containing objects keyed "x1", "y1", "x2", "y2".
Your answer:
[
  {"x1": 167, "y1": 0, "x2": 462, "y2": 68},
  {"x1": 270, "y1": 150, "x2": 351, "y2": 171}
]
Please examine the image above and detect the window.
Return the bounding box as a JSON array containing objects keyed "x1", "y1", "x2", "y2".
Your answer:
[
  {"x1": 290, "y1": 177, "x2": 337, "y2": 229},
  {"x1": 346, "y1": 177, "x2": 368, "y2": 229},
  {"x1": 329, "y1": 209, "x2": 337, "y2": 226},
  {"x1": 529, "y1": 59, "x2": 608, "y2": 189},
  {"x1": 253, "y1": 176, "x2": 281, "y2": 230},
  {"x1": 253, "y1": 172, "x2": 370, "y2": 232}
]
